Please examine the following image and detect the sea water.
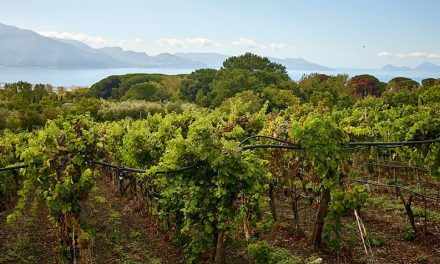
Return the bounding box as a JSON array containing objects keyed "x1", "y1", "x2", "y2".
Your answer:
[{"x1": 0, "y1": 66, "x2": 439, "y2": 87}]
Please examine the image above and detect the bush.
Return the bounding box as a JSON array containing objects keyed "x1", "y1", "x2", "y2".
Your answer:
[
  {"x1": 403, "y1": 225, "x2": 416, "y2": 241},
  {"x1": 366, "y1": 236, "x2": 386, "y2": 247},
  {"x1": 97, "y1": 100, "x2": 188, "y2": 121},
  {"x1": 248, "y1": 241, "x2": 303, "y2": 264},
  {"x1": 122, "y1": 82, "x2": 158, "y2": 101}
]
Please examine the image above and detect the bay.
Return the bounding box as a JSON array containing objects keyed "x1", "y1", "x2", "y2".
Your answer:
[{"x1": 0, "y1": 66, "x2": 439, "y2": 87}]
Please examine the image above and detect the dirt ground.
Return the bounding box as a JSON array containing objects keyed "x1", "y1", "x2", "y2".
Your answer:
[
  {"x1": 0, "y1": 178, "x2": 183, "y2": 264},
  {"x1": 1, "y1": 175, "x2": 439, "y2": 264}
]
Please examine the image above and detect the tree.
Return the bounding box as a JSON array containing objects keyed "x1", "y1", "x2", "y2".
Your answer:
[
  {"x1": 19, "y1": 110, "x2": 43, "y2": 130},
  {"x1": 114, "y1": 74, "x2": 164, "y2": 99},
  {"x1": 0, "y1": 109, "x2": 11, "y2": 129},
  {"x1": 387, "y1": 77, "x2": 419, "y2": 91},
  {"x1": 262, "y1": 84, "x2": 300, "y2": 111},
  {"x1": 180, "y1": 68, "x2": 217, "y2": 102},
  {"x1": 222, "y1": 52, "x2": 287, "y2": 75},
  {"x1": 122, "y1": 82, "x2": 158, "y2": 101},
  {"x1": 298, "y1": 74, "x2": 352, "y2": 107},
  {"x1": 4, "y1": 81, "x2": 32, "y2": 95},
  {"x1": 90, "y1": 74, "x2": 166, "y2": 99},
  {"x1": 208, "y1": 69, "x2": 258, "y2": 107},
  {"x1": 33, "y1": 84, "x2": 51, "y2": 104},
  {"x1": 421, "y1": 78, "x2": 437, "y2": 88},
  {"x1": 206, "y1": 53, "x2": 294, "y2": 108},
  {"x1": 419, "y1": 84, "x2": 440, "y2": 104},
  {"x1": 69, "y1": 98, "x2": 102, "y2": 119},
  {"x1": 90, "y1": 75, "x2": 121, "y2": 99},
  {"x1": 347, "y1": 74, "x2": 385, "y2": 99},
  {"x1": 219, "y1": 90, "x2": 264, "y2": 114},
  {"x1": 382, "y1": 87, "x2": 419, "y2": 107}
]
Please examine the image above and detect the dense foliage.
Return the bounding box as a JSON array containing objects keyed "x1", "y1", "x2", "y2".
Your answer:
[
  {"x1": 7, "y1": 116, "x2": 101, "y2": 261},
  {"x1": 1, "y1": 53, "x2": 440, "y2": 263}
]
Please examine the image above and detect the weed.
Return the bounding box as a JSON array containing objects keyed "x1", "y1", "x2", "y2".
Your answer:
[
  {"x1": 365, "y1": 235, "x2": 386, "y2": 247},
  {"x1": 403, "y1": 225, "x2": 416, "y2": 241},
  {"x1": 93, "y1": 195, "x2": 107, "y2": 204},
  {"x1": 248, "y1": 240, "x2": 303, "y2": 264}
]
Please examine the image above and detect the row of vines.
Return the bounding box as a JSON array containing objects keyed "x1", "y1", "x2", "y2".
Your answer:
[{"x1": 1, "y1": 96, "x2": 440, "y2": 263}]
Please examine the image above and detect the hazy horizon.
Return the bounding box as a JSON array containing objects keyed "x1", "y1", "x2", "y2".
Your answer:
[
  {"x1": 1, "y1": 66, "x2": 439, "y2": 88},
  {"x1": 2, "y1": 0, "x2": 440, "y2": 69}
]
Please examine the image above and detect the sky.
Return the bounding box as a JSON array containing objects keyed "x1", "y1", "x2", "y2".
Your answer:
[{"x1": 1, "y1": 0, "x2": 440, "y2": 69}]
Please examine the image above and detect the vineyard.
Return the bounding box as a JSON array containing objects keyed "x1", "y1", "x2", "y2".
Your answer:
[
  {"x1": 0, "y1": 54, "x2": 439, "y2": 264},
  {"x1": 1, "y1": 90, "x2": 439, "y2": 263}
]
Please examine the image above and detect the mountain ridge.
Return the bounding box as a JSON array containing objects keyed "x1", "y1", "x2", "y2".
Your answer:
[
  {"x1": 0, "y1": 22, "x2": 336, "y2": 70},
  {"x1": 382, "y1": 62, "x2": 440, "y2": 72},
  {"x1": 268, "y1": 57, "x2": 332, "y2": 70},
  {"x1": 0, "y1": 23, "x2": 206, "y2": 69},
  {"x1": 0, "y1": 23, "x2": 125, "y2": 68}
]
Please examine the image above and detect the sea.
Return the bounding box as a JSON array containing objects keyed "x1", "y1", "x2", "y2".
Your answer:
[{"x1": 0, "y1": 66, "x2": 439, "y2": 88}]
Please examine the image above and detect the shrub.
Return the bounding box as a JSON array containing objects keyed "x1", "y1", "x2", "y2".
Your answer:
[{"x1": 248, "y1": 241, "x2": 303, "y2": 264}]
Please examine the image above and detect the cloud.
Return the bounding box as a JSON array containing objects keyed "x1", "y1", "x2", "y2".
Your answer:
[
  {"x1": 232, "y1": 38, "x2": 265, "y2": 49},
  {"x1": 396, "y1": 51, "x2": 440, "y2": 58},
  {"x1": 232, "y1": 39, "x2": 287, "y2": 50},
  {"x1": 38, "y1": 31, "x2": 143, "y2": 48},
  {"x1": 378, "y1": 51, "x2": 393, "y2": 58},
  {"x1": 378, "y1": 50, "x2": 440, "y2": 58},
  {"x1": 157, "y1": 37, "x2": 221, "y2": 48},
  {"x1": 269, "y1": 42, "x2": 286, "y2": 50}
]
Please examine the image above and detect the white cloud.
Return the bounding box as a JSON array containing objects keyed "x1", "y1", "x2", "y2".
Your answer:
[
  {"x1": 378, "y1": 50, "x2": 440, "y2": 58},
  {"x1": 38, "y1": 31, "x2": 143, "y2": 48},
  {"x1": 396, "y1": 51, "x2": 440, "y2": 58},
  {"x1": 232, "y1": 38, "x2": 265, "y2": 49},
  {"x1": 378, "y1": 51, "x2": 393, "y2": 58},
  {"x1": 157, "y1": 37, "x2": 221, "y2": 48},
  {"x1": 269, "y1": 42, "x2": 286, "y2": 50},
  {"x1": 232, "y1": 39, "x2": 287, "y2": 50}
]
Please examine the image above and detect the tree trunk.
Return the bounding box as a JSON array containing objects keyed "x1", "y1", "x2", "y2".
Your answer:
[
  {"x1": 59, "y1": 214, "x2": 78, "y2": 264},
  {"x1": 291, "y1": 188, "x2": 304, "y2": 237},
  {"x1": 398, "y1": 192, "x2": 417, "y2": 234},
  {"x1": 311, "y1": 186, "x2": 331, "y2": 248},
  {"x1": 214, "y1": 230, "x2": 225, "y2": 264},
  {"x1": 269, "y1": 183, "x2": 277, "y2": 221}
]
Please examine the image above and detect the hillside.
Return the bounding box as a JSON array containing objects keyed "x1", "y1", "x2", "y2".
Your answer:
[
  {"x1": 0, "y1": 23, "x2": 334, "y2": 71},
  {"x1": 0, "y1": 23, "x2": 206, "y2": 69}
]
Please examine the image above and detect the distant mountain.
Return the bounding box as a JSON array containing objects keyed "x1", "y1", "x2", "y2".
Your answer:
[
  {"x1": 98, "y1": 48, "x2": 206, "y2": 68},
  {"x1": 53, "y1": 38, "x2": 99, "y2": 53},
  {"x1": 415, "y1": 62, "x2": 440, "y2": 72},
  {"x1": 381, "y1": 62, "x2": 440, "y2": 72},
  {"x1": 382, "y1": 64, "x2": 412, "y2": 71},
  {"x1": 174, "y1": 53, "x2": 229, "y2": 68},
  {"x1": 269, "y1": 57, "x2": 332, "y2": 70},
  {"x1": 0, "y1": 23, "x2": 124, "y2": 68},
  {"x1": 55, "y1": 39, "x2": 206, "y2": 68},
  {"x1": 0, "y1": 23, "x2": 206, "y2": 69},
  {"x1": 98, "y1": 47, "x2": 154, "y2": 66},
  {"x1": 149, "y1": 53, "x2": 207, "y2": 68},
  {"x1": 0, "y1": 22, "x2": 333, "y2": 71},
  {"x1": 173, "y1": 53, "x2": 332, "y2": 70}
]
